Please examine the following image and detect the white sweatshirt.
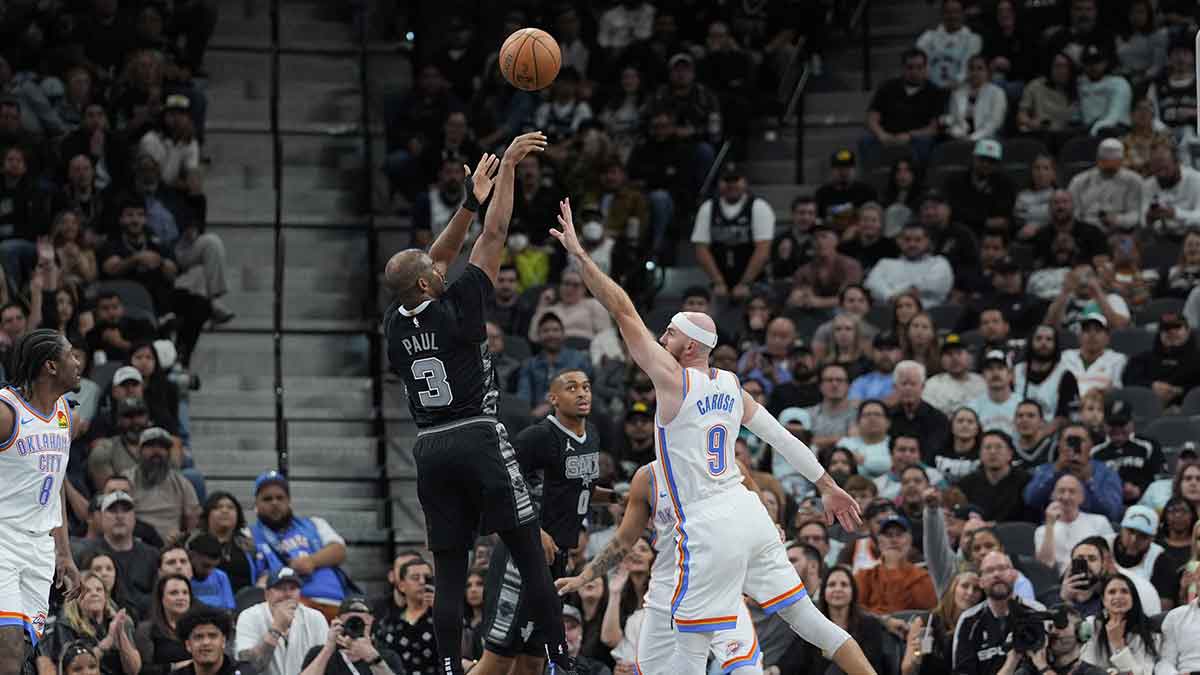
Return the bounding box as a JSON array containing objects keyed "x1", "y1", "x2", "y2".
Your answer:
[
  {"x1": 864, "y1": 254, "x2": 954, "y2": 307},
  {"x1": 1140, "y1": 165, "x2": 1200, "y2": 236}
]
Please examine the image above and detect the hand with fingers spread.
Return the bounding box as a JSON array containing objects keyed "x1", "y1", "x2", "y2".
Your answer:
[
  {"x1": 818, "y1": 475, "x2": 863, "y2": 532},
  {"x1": 550, "y1": 198, "x2": 585, "y2": 257},
  {"x1": 464, "y1": 153, "x2": 501, "y2": 208},
  {"x1": 501, "y1": 131, "x2": 548, "y2": 167}
]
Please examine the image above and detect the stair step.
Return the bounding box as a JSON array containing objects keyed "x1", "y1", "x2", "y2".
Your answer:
[{"x1": 190, "y1": 333, "x2": 370, "y2": 379}]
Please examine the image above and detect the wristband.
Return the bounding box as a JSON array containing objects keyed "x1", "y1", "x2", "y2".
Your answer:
[
  {"x1": 367, "y1": 655, "x2": 384, "y2": 667},
  {"x1": 462, "y1": 175, "x2": 480, "y2": 212}
]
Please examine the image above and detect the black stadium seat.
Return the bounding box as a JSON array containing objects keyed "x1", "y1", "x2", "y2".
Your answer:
[
  {"x1": 1181, "y1": 388, "x2": 1200, "y2": 416},
  {"x1": 1135, "y1": 297, "x2": 1184, "y2": 326},
  {"x1": 929, "y1": 139, "x2": 975, "y2": 172},
  {"x1": 95, "y1": 280, "x2": 157, "y2": 324},
  {"x1": 1141, "y1": 416, "x2": 1200, "y2": 451},
  {"x1": 928, "y1": 304, "x2": 964, "y2": 332},
  {"x1": 1058, "y1": 135, "x2": 1101, "y2": 183},
  {"x1": 994, "y1": 521, "x2": 1036, "y2": 558},
  {"x1": 1110, "y1": 327, "x2": 1155, "y2": 357},
  {"x1": 1016, "y1": 555, "x2": 1059, "y2": 595},
  {"x1": 1105, "y1": 387, "x2": 1164, "y2": 422}
]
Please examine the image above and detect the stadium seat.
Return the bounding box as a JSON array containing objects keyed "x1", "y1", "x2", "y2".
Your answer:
[
  {"x1": 930, "y1": 165, "x2": 967, "y2": 191},
  {"x1": 90, "y1": 361, "x2": 123, "y2": 393},
  {"x1": 1181, "y1": 387, "x2": 1200, "y2": 416},
  {"x1": 95, "y1": 280, "x2": 157, "y2": 324},
  {"x1": 1058, "y1": 330, "x2": 1079, "y2": 350},
  {"x1": 782, "y1": 307, "x2": 830, "y2": 342},
  {"x1": 1105, "y1": 387, "x2": 1164, "y2": 422},
  {"x1": 994, "y1": 521, "x2": 1036, "y2": 558},
  {"x1": 865, "y1": 304, "x2": 892, "y2": 331},
  {"x1": 1037, "y1": 585, "x2": 1062, "y2": 607},
  {"x1": 1009, "y1": 242, "x2": 1036, "y2": 271},
  {"x1": 1016, "y1": 555, "x2": 1059, "y2": 595},
  {"x1": 504, "y1": 335, "x2": 532, "y2": 361},
  {"x1": 1143, "y1": 240, "x2": 1181, "y2": 272},
  {"x1": 235, "y1": 587, "x2": 265, "y2": 616},
  {"x1": 929, "y1": 304, "x2": 964, "y2": 332},
  {"x1": 1134, "y1": 297, "x2": 1184, "y2": 326},
  {"x1": 929, "y1": 139, "x2": 975, "y2": 172},
  {"x1": 645, "y1": 305, "x2": 678, "y2": 335},
  {"x1": 1110, "y1": 327, "x2": 1155, "y2": 357},
  {"x1": 565, "y1": 336, "x2": 592, "y2": 351},
  {"x1": 1058, "y1": 135, "x2": 1101, "y2": 182},
  {"x1": 863, "y1": 143, "x2": 915, "y2": 174},
  {"x1": 1141, "y1": 416, "x2": 1200, "y2": 451},
  {"x1": 958, "y1": 329, "x2": 986, "y2": 350},
  {"x1": 1002, "y1": 138, "x2": 1049, "y2": 188}
]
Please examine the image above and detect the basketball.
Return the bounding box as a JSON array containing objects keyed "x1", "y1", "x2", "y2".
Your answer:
[{"x1": 499, "y1": 28, "x2": 561, "y2": 91}]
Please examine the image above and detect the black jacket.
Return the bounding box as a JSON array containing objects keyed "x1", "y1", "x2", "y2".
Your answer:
[{"x1": 1124, "y1": 333, "x2": 1200, "y2": 405}]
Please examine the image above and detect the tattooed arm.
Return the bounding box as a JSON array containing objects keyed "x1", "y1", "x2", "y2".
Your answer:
[{"x1": 556, "y1": 465, "x2": 653, "y2": 594}]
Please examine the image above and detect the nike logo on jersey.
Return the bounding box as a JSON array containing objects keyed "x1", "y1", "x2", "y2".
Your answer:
[{"x1": 20, "y1": 417, "x2": 32, "y2": 425}]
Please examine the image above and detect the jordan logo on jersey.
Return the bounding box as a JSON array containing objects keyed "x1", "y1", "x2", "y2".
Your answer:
[{"x1": 56, "y1": 410, "x2": 67, "y2": 428}]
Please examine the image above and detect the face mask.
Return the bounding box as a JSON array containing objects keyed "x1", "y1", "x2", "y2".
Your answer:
[{"x1": 508, "y1": 233, "x2": 529, "y2": 252}]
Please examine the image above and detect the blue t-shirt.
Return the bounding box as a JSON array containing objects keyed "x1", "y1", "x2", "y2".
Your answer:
[{"x1": 191, "y1": 568, "x2": 236, "y2": 610}]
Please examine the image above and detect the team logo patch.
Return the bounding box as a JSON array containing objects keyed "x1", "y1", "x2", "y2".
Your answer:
[
  {"x1": 725, "y1": 640, "x2": 743, "y2": 657},
  {"x1": 32, "y1": 612, "x2": 45, "y2": 633},
  {"x1": 56, "y1": 410, "x2": 68, "y2": 429}
]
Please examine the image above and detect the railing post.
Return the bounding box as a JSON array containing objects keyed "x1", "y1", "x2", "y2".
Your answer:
[
  {"x1": 269, "y1": 0, "x2": 287, "y2": 474},
  {"x1": 861, "y1": 0, "x2": 872, "y2": 91}
]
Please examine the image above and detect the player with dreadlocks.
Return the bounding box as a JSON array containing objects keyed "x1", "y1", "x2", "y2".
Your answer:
[{"x1": 0, "y1": 328, "x2": 83, "y2": 675}]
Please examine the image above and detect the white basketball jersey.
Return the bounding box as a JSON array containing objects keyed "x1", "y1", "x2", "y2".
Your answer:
[
  {"x1": 0, "y1": 388, "x2": 71, "y2": 533},
  {"x1": 655, "y1": 367, "x2": 745, "y2": 508},
  {"x1": 645, "y1": 460, "x2": 679, "y2": 612}
]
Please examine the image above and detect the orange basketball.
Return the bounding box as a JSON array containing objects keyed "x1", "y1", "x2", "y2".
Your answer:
[{"x1": 499, "y1": 28, "x2": 561, "y2": 91}]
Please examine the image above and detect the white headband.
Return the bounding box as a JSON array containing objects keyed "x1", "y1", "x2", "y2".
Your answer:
[{"x1": 671, "y1": 313, "x2": 717, "y2": 348}]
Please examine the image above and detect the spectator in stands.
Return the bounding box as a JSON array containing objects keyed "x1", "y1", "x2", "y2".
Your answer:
[
  {"x1": 953, "y1": 551, "x2": 1044, "y2": 675},
  {"x1": 599, "y1": 64, "x2": 646, "y2": 162},
  {"x1": 173, "y1": 605, "x2": 245, "y2": 675},
  {"x1": 1090, "y1": 401, "x2": 1166, "y2": 505},
  {"x1": 1147, "y1": 36, "x2": 1197, "y2": 142},
  {"x1": 916, "y1": 0, "x2": 982, "y2": 90},
  {"x1": 160, "y1": 542, "x2": 193, "y2": 578},
  {"x1": 890, "y1": 359, "x2": 952, "y2": 462},
  {"x1": 1045, "y1": 0, "x2": 1115, "y2": 66},
  {"x1": 1141, "y1": 139, "x2": 1200, "y2": 238},
  {"x1": 140, "y1": 94, "x2": 202, "y2": 198},
  {"x1": 88, "y1": 395, "x2": 154, "y2": 490},
  {"x1": 775, "y1": 566, "x2": 888, "y2": 673},
  {"x1": 1028, "y1": 190, "x2": 1108, "y2": 268},
  {"x1": 881, "y1": 160, "x2": 923, "y2": 238},
  {"x1": 37, "y1": 571, "x2": 141, "y2": 674},
  {"x1": 1080, "y1": 574, "x2": 1162, "y2": 673},
  {"x1": 766, "y1": 345, "x2": 822, "y2": 414},
  {"x1": 1047, "y1": 262, "x2": 1132, "y2": 333},
  {"x1": 903, "y1": 311, "x2": 942, "y2": 378},
  {"x1": 788, "y1": 223, "x2": 864, "y2": 311},
  {"x1": 968, "y1": 351, "x2": 1021, "y2": 436},
  {"x1": 129, "y1": 342, "x2": 182, "y2": 435},
  {"x1": 0, "y1": 56, "x2": 63, "y2": 137},
  {"x1": 1016, "y1": 156, "x2": 1061, "y2": 232},
  {"x1": 528, "y1": 271, "x2": 612, "y2": 345},
  {"x1": 1151, "y1": 496, "x2": 1197, "y2": 608},
  {"x1": 54, "y1": 156, "x2": 107, "y2": 240},
  {"x1": 815, "y1": 149, "x2": 877, "y2": 227},
  {"x1": 1027, "y1": 423, "x2": 1124, "y2": 523},
  {"x1": 849, "y1": 332, "x2": 902, "y2": 403},
  {"x1": 1069, "y1": 139, "x2": 1143, "y2": 229},
  {"x1": 0, "y1": 145, "x2": 49, "y2": 287},
  {"x1": 1013, "y1": 398, "x2": 1055, "y2": 464},
  {"x1": 596, "y1": 1, "x2": 654, "y2": 53},
  {"x1": 860, "y1": 48, "x2": 946, "y2": 165},
  {"x1": 252, "y1": 471, "x2": 349, "y2": 618},
  {"x1": 88, "y1": 290, "x2": 157, "y2": 363},
  {"x1": 516, "y1": 313, "x2": 592, "y2": 416},
  {"x1": 1061, "y1": 312, "x2": 1129, "y2": 394},
  {"x1": 946, "y1": 56, "x2": 1008, "y2": 142},
  {"x1": 946, "y1": 140, "x2": 1017, "y2": 232},
  {"x1": 237, "y1": 567, "x2": 329, "y2": 675},
  {"x1": 691, "y1": 162, "x2": 773, "y2": 300},
  {"x1": 200, "y1": 491, "x2": 265, "y2": 593},
  {"x1": 812, "y1": 285, "x2": 876, "y2": 360},
  {"x1": 534, "y1": 67, "x2": 592, "y2": 149},
  {"x1": 959, "y1": 430, "x2": 1032, "y2": 522},
  {"x1": 840, "y1": 202, "x2": 899, "y2": 273},
  {"x1": 125, "y1": 426, "x2": 199, "y2": 542},
  {"x1": 803, "y1": 363, "x2": 856, "y2": 450},
  {"x1": 819, "y1": 315, "x2": 873, "y2": 381},
  {"x1": 100, "y1": 196, "x2": 179, "y2": 323},
  {"x1": 837, "y1": 400, "x2": 892, "y2": 480},
  {"x1": 626, "y1": 110, "x2": 690, "y2": 249},
  {"x1": 934, "y1": 407, "x2": 984, "y2": 481},
  {"x1": 50, "y1": 210, "x2": 99, "y2": 291},
  {"x1": 372, "y1": 557, "x2": 438, "y2": 675},
  {"x1": 651, "y1": 49, "x2": 721, "y2": 150},
  {"x1": 1158, "y1": 596, "x2": 1200, "y2": 674},
  {"x1": 923, "y1": 334, "x2": 986, "y2": 416},
  {"x1": 738, "y1": 316, "x2": 797, "y2": 395},
  {"x1": 81, "y1": 547, "x2": 137, "y2": 616},
  {"x1": 1106, "y1": 505, "x2": 1164, "y2": 583},
  {"x1": 770, "y1": 195, "x2": 816, "y2": 281},
  {"x1": 411, "y1": 156, "x2": 469, "y2": 247},
  {"x1": 485, "y1": 322, "x2": 521, "y2": 393},
  {"x1": 874, "y1": 434, "x2": 947, "y2": 499},
  {"x1": 186, "y1": 532, "x2": 236, "y2": 611},
  {"x1": 135, "y1": 573, "x2": 194, "y2": 673},
  {"x1": 919, "y1": 189, "x2": 981, "y2": 281},
  {"x1": 901, "y1": 570, "x2": 982, "y2": 675},
  {"x1": 61, "y1": 103, "x2": 131, "y2": 193},
  {"x1": 1116, "y1": 0, "x2": 1169, "y2": 88},
  {"x1": 300, "y1": 595, "x2": 404, "y2": 675},
  {"x1": 865, "y1": 222, "x2": 954, "y2": 308},
  {"x1": 1122, "y1": 99, "x2": 1173, "y2": 178},
  {"x1": 980, "y1": 0, "x2": 1037, "y2": 94},
  {"x1": 1162, "y1": 234, "x2": 1200, "y2": 302},
  {"x1": 855, "y1": 514, "x2": 938, "y2": 613}
]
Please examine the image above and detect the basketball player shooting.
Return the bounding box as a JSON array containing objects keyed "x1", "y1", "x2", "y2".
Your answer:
[
  {"x1": 383, "y1": 132, "x2": 581, "y2": 675},
  {"x1": 0, "y1": 330, "x2": 83, "y2": 675},
  {"x1": 549, "y1": 199, "x2": 877, "y2": 674}
]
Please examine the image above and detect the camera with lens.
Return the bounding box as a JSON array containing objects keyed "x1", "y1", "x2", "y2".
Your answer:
[
  {"x1": 1009, "y1": 601, "x2": 1069, "y2": 653},
  {"x1": 342, "y1": 616, "x2": 366, "y2": 640}
]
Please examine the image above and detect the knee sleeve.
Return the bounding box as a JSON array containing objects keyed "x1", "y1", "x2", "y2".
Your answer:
[
  {"x1": 670, "y1": 630, "x2": 712, "y2": 674},
  {"x1": 775, "y1": 596, "x2": 851, "y2": 657}
]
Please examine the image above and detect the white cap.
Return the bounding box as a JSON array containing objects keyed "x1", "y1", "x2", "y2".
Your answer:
[
  {"x1": 974, "y1": 139, "x2": 1002, "y2": 160},
  {"x1": 112, "y1": 366, "x2": 143, "y2": 386}
]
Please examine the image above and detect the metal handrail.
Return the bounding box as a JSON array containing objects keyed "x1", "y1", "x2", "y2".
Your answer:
[
  {"x1": 269, "y1": 0, "x2": 288, "y2": 474},
  {"x1": 850, "y1": 0, "x2": 873, "y2": 91}
]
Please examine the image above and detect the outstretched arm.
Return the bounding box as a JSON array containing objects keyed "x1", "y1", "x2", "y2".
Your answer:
[
  {"x1": 741, "y1": 392, "x2": 863, "y2": 532},
  {"x1": 556, "y1": 464, "x2": 654, "y2": 595},
  {"x1": 469, "y1": 132, "x2": 546, "y2": 283},
  {"x1": 429, "y1": 154, "x2": 499, "y2": 274},
  {"x1": 551, "y1": 198, "x2": 682, "y2": 397}
]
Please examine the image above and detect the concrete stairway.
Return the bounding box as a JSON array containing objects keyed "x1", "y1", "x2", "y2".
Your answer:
[{"x1": 189, "y1": 0, "x2": 411, "y2": 596}]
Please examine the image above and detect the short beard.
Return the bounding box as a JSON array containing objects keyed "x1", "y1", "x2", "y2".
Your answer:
[
  {"x1": 259, "y1": 509, "x2": 293, "y2": 532},
  {"x1": 141, "y1": 457, "x2": 170, "y2": 486},
  {"x1": 986, "y1": 581, "x2": 1011, "y2": 601}
]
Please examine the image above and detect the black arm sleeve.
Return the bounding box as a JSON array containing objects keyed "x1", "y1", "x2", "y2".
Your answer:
[{"x1": 444, "y1": 264, "x2": 495, "y2": 343}]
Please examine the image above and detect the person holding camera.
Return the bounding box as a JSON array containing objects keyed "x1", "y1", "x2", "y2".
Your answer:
[
  {"x1": 300, "y1": 597, "x2": 404, "y2": 675},
  {"x1": 953, "y1": 551, "x2": 1046, "y2": 675},
  {"x1": 1059, "y1": 537, "x2": 1163, "y2": 619},
  {"x1": 1079, "y1": 574, "x2": 1161, "y2": 675},
  {"x1": 1010, "y1": 605, "x2": 1105, "y2": 675}
]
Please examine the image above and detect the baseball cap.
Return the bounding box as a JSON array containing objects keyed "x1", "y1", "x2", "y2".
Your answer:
[
  {"x1": 974, "y1": 139, "x2": 1002, "y2": 161},
  {"x1": 831, "y1": 149, "x2": 856, "y2": 168},
  {"x1": 1080, "y1": 311, "x2": 1108, "y2": 329},
  {"x1": 1160, "y1": 312, "x2": 1186, "y2": 330},
  {"x1": 779, "y1": 407, "x2": 812, "y2": 428},
  {"x1": 267, "y1": 567, "x2": 302, "y2": 589},
  {"x1": 982, "y1": 350, "x2": 1008, "y2": 367},
  {"x1": 878, "y1": 515, "x2": 911, "y2": 533},
  {"x1": 668, "y1": 52, "x2": 695, "y2": 68},
  {"x1": 1082, "y1": 43, "x2": 1108, "y2": 64},
  {"x1": 187, "y1": 532, "x2": 223, "y2": 558},
  {"x1": 1105, "y1": 398, "x2": 1133, "y2": 426},
  {"x1": 874, "y1": 331, "x2": 900, "y2": 349},
  {"x1": 337, "y1": 596, "x2": 373, "y2": 616},
  {"x1": 116, "y1": 397, "x2": 148, "y2": 416},
  {"x1": 1120, "y1": 505, "x2": 1158, "y2": 537},
  {"x1": 562, "y1": 604, "x2": 583, "y2": 625},
  {"x1": 1097, "y1": 138, "x2": 1124, "y2": 169},
  {"x1": 164, "y1": 93, "x2": 191, "y2": 111},
  {"x1": 920, "y1": 188, "x2": 948, "y2": 205},
  {"x1": 254, "y1": 470, "x2": 289, "y2": 496},
  {"x1": 139, "y1": 426, "x2": 172, "y2": 447},
  {"x1": 941, "y1": 333, "x2": 966, "y2": 351},
  {"x1": 864, "y1": 499, "x2": 896, "y2": 520},
  {"x1": 581, "y1": 221, "x2": 605, "y2": 242},
  {"x1": 719, "y1": 162, "x2": 743, "y2": 180},
  {"x1": 626, "y1": 401, "x2": 653, "y2": 421},
  {"x1": 100, "y1": 490, "x2": 134, "y2": 512},
  {"x1": 993, "y1": 256, "x2": 1020, "y2": 274},
  {"x1": 951, "y1": 504, "x2": 984, "y2": 521},
  {"x1": 113, "y1": 366, "x2": 143, "y2": 386}
]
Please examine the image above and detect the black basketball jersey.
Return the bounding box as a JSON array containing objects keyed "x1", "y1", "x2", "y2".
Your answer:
[
  {"x1": 513, "y1": 415, "x2": 601, "y2": 550},
  {"x1": 384, "y1": 264, "x2": 499, "y2": 428}
]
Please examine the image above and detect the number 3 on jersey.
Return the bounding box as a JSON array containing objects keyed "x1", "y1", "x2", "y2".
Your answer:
[
  {"x1": 706, "y1": 425, "x2": 728, "y2": 476},
  {"x1": 411, "y1": 357, "x2": 453, "y2": 408}
]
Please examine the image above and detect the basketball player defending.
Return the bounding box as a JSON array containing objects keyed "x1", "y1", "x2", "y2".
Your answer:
[
  {"x1": 550, "y1": 199, "x2": 876, "y2": 674},
  {"x1": 0, "y1": 329, "x2": 83, "y2": 675},
  {"x1": 383, "y1": 133, "x2": 578, "y2": 675}
]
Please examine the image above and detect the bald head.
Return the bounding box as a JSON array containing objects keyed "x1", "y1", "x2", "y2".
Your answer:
[
  {"x1": 662, "y1": 311, "x2": 716, "y2": 364},
  {"x1": 385, "y1": 249, "x2": 442, "y2": 307}
]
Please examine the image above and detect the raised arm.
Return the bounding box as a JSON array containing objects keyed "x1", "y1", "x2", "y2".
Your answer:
[
  {"x1": 469, "y1": 132, "x2": 546, "y2": 283},
  {"x1": 555, "y1": 464, "x2": 654, "y2": 595},
  {"x1": 740, "y1": 391, "x2": 863, "y2": 533},
  {"x1": 550, "y1": 198, "x2": 683, "y2": 398},
  {"x1": 428, "y1": 153, "x2": 499, "y2": 274}
]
